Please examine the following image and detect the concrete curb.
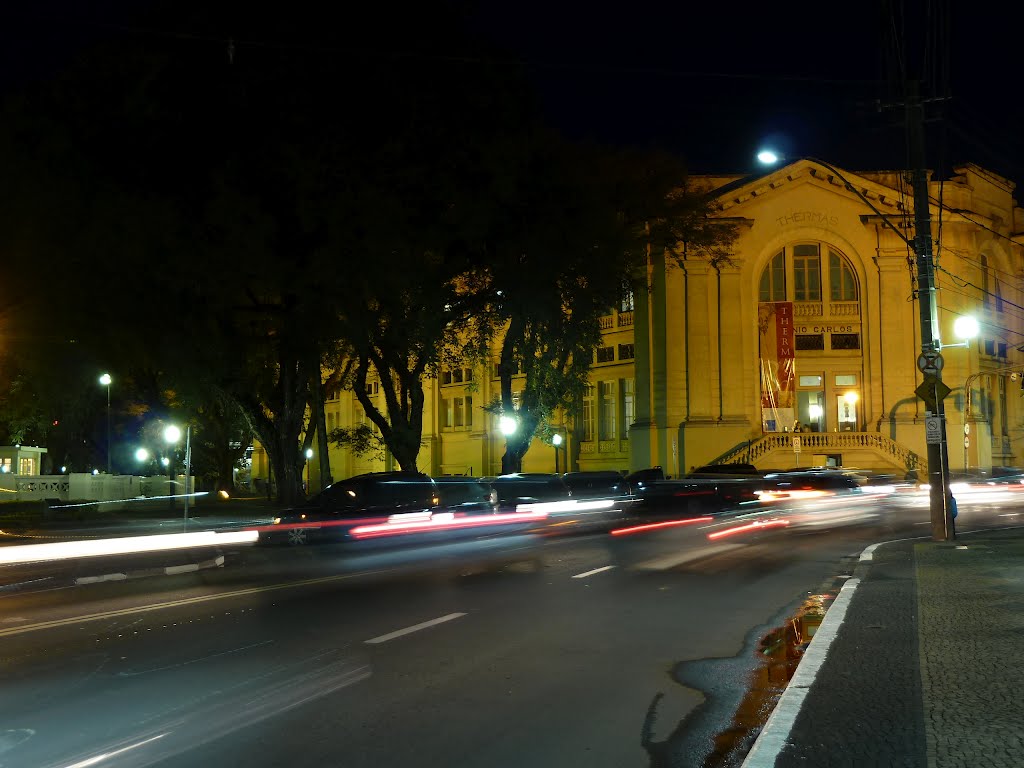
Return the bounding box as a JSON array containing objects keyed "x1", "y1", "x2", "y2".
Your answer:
[{"x1": 74, "y1": 554, "x2": 225, "y2": 585}]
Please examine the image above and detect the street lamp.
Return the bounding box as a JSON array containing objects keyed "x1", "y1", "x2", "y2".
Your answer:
[
  {"x1": 499, "y1": 415, "x2": 517, "y2": 436},
  {"x1": 164, "y1": 424, "x2": 180, "y2": 511},
  {"x1": 99, "y1": 373, "x2": 112, "y2": 473},
  {"x1": 305, "y1": 448, "x2": 314, "y2": 494},
  {"x1": 942, "y1": 315, "x2": 980, "y2": 349},
  {"x1": 552, "y1": 432, "x2": 563, "y2": 474}
]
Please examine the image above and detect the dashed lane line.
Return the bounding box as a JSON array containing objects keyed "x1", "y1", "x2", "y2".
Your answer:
[{"x1": 365, "y1": 612, "x2": 467, "y2": 644}]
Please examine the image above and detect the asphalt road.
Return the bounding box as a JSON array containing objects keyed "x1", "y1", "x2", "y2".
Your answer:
[{"x1": 1, "y1": 493, "x2": 1020, "y2": 768}]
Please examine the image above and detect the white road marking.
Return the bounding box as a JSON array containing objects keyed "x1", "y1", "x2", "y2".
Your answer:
[
  {"x1": 365, "y1": 612, "x2": 467, "y2": 644},
  {"x1": 572, "y1": 565, "x2": 616, "y2": 579}
]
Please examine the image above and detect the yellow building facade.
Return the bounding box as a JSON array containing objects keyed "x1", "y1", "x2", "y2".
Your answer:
[{"x1": 255, "y1": 159, "x2": 1024, "y2": 489}]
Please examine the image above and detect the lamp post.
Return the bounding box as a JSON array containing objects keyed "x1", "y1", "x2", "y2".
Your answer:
[
  {"x1": 552, "y1": 432, "x2": 563, "y2": 474},
  {"x1": 305, "y1": 448, "x2": 314, "y2": 495},
  {"x1": 499, "y1": 414, "x2": 518, "y2": 474},
  {"x1": 164, "y1": 424, "x2": 181, "y2": 512},
  {"x1": 99, "y1": 373, "x2": 112, "y2": 473}
]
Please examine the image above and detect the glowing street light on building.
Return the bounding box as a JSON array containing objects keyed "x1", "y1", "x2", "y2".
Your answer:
[{"x1": 499, "y1": 415, "x2": 517, "y2": 436}]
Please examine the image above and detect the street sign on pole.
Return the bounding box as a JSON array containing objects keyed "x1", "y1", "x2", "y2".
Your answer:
[
  {"x1": 924, "y1": 416, "x2": 943, "y2": 444},
  {"x1": 792, "y1": 436, "x2": 801, "y2": 452},
  {"x1": 915, "y1": 375, "x2": 952, "y2": 411}
]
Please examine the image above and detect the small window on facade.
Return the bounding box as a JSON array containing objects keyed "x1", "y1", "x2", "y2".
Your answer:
[
  {"x1": 835, "y1": 374, "x2": 858, "y2": 386},
  {"x1": 599, "y1": 381, "x2": 616, "y2": 440},
  {"x1": 582, "y1": 386, "x2": 595, "y2": 441},
  {"x1": 799, "y1": 375, "x2": 823, "y2": 387},
  {"x1": 454, "y1": 397, "x2": 465, "y2": 427},
  {"x1": 465, "y1": 396, "x2": 473, "y2": 426},
  {"x1": 759, "y1": 250, "x2": 786, "y2": 302},
  {"x1": 618, "y1": 343, "x2": 635, "y2": 360},
  {"x1": 796, "y1": 334, "x2": 825, "y2": 351},
  {"x1": 984, "y1": 339, "x2": 996, "y2": 356},
  {"x1": 441, "y1": 398, "x2": 452, "y2": 429},
  {"x1": 831, "y1": 333, "x2": 861, "y2": 350},
  {"x1": 464, "y1": 368, "x2": 473, "y2": 382},
  {"x1": 596, "y1": 346, "x2": 615, "y2": 363},
  {"x1": 453, "y1": 368, "x2": 463, "y2": 383},
  {"x1": 981, "y1": 256, "x2": 990, "y2": 307},
  {"x1": 442, "y1": 370, "x2": 452, "y2": 385},
  {"x1": 793, "y1": 244, "x2": 822, "y2": 301},
  {"x1": 621, "y1": 378, "x2": 635, "y2": 439},
  {"x1": 998, "y1": 342, "x2": 1008, "y2": 358}
]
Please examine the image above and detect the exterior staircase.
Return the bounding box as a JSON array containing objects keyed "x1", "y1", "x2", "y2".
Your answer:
[{"x1": 712, "y1": 432, "x2": 921, "y2": 474}]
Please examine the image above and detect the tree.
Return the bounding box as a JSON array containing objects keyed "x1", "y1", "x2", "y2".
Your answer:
[{"x1": 477, "y1": 144, "x2": 739, "y2": 473}]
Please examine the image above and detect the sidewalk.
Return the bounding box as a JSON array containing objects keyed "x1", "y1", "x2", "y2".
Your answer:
[{"x1": 743, "y1": 525, "x2": 1024, "y2": 768}]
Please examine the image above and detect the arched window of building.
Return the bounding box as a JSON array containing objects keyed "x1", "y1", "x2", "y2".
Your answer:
[
  {"x1": 828, "y1": 250, "x2": 859, "y2": 301},
  {"x1": 758, "y1": 250, "x2": 786, "y2": 301}
]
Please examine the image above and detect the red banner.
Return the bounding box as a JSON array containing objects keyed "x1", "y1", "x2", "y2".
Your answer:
[{"x1": 759, "y1": 302, "x2": 796, "y2": 431}]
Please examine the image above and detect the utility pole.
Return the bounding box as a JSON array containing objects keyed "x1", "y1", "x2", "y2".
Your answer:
[{"x1": 907, "y1": 80, "x2": 955, "y2": 542}]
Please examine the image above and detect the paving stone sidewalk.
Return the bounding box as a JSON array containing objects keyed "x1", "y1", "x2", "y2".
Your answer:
[{"x1": 746, "y1": 526, "x2": 1024, "y2": 768}]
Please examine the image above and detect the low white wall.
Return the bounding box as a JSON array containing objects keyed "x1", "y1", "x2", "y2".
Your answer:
[{"x1": 0, "y1": 473, "x2": 194, "y2": 507}]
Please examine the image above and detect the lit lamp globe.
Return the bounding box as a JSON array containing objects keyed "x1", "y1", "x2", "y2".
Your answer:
[
  {"x1": 499, "y1": 416, "x2": 517, "y2": 436},
  {"x1": 844, "y1": 391, "x2": 859, "y2": 404},
  {"x1": 305, "y1": 448, "x2": 314, "y2": 460},
  {"x1": 953, "y1": 316, "x2": 980, "y2": 342},
  {"x1": 757, "y1": 149, "x2": 780, "y2": 165},
  {"x1": 135, "y1": 448, "x2": 149, "y2": 462},
  {"x1": 552, "y1": 433, "x2": 563, "y2": 447},
  {"x1": 163, "y1": 425, "x2": 181, "y2": 444}
]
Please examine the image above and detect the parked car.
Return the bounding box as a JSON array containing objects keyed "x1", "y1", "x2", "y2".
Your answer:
[
  {"x1": 561, "y1": 470, "x2": 632, "y2": 500},
  {"x1": 262, "y1": 471, "x2": 439, "y2": 546},
  {"x1": 762, "y1": 469, "x2": 866, "y2": 493},
  {"x1": 488, "y1": 473, "x2": 569, "y2": 509},
  {"x1": 433, "y1": 475, "x2": 499, "y2": 514}
]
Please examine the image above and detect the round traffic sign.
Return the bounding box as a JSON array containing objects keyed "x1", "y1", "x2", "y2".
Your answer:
[
  {"x1": 964, "y1": 436, "x2": 970, "y2": 448},
  {"x1": 917, "y1": 352, "x2": 944, "y2": 373},
  {"x1": 964, "y1": 423, "x2": 970, "y2": 436}
]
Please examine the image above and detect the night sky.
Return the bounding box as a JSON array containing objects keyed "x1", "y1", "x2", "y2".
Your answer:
[{"x1": 2, "y1": 1, "x2": 1021, "y2": 190}]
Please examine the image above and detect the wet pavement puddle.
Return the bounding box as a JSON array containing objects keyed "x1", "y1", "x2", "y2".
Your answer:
[{"x1": 699, "y1": 592, "x2": 834, "y2": 768}]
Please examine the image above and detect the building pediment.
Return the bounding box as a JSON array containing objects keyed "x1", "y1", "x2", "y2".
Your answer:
[{"x1": 709, "y1": 159, "x2": 909, "y2": 220}]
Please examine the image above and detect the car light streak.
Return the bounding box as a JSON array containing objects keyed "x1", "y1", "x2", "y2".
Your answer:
[
  {"x1": 706, "y1": 518, "x2": 790, "y2": 540},
  {"x1": 47, "y1": 492, "x2": 209, "y2": 509},
  {"x1": 610, "y1": 516, "x2": 714, "y2": 536},
  {"x1": 60, "y1": 732, "x2": 169, "y2": 768},
  {"x1": 515, "y1": 498, "x2": 616, "y2": 514},
  {"x1": 0, "y1": 530, "x2": 258, "y2": 565},
  {"x1": 348, "y1": 510, "x2": 548, "y2": 540}
]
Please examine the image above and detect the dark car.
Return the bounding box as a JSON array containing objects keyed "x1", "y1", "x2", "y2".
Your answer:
[
  {"x1": 433, "y1": 476, "x2": 499, "y2": 514},
  {"x1": 763, "y1": 470, "x2": 866, "y2": 493},
  {"x1": 488, "y1": 473, "x2": 569, "y2": 509},
  {"x1": 686, "y1": 463, "x2": 762, "y2": 477},
  {"x1": 561, "y1": 470, "x2": 631, "y2": 500},
  {"x1": 263, "y1": 471, "x2": 439, "y2": 546}
]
